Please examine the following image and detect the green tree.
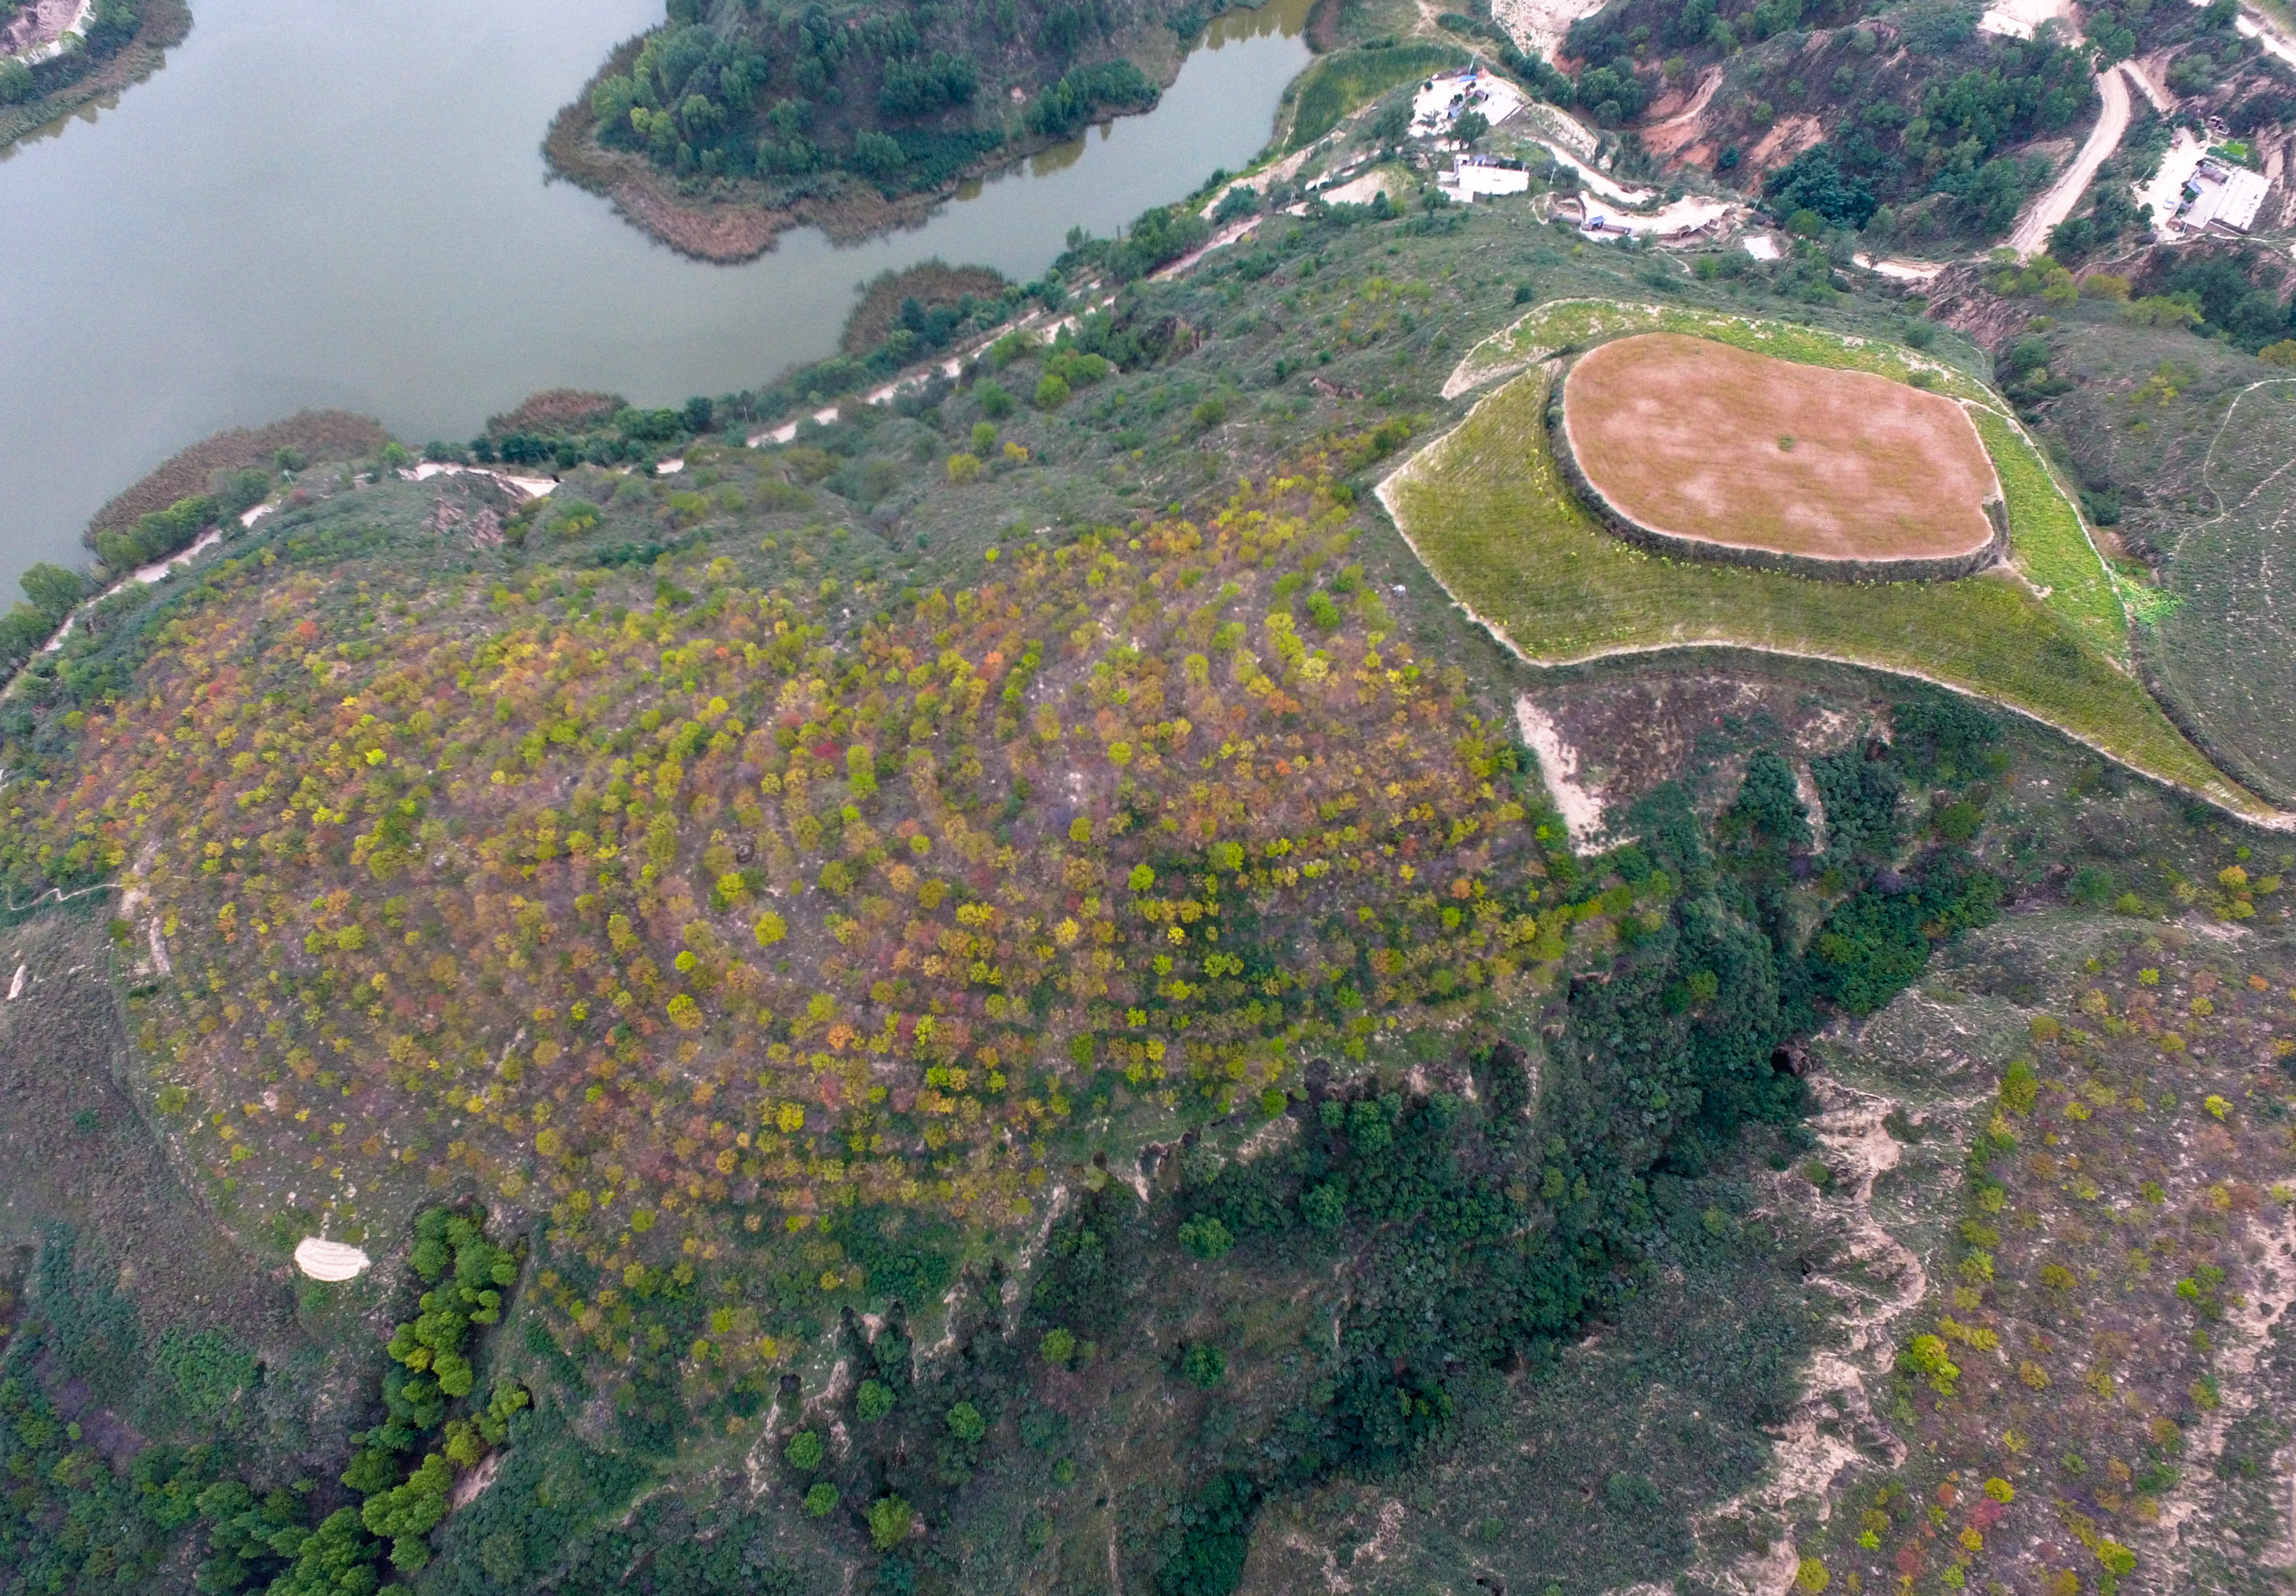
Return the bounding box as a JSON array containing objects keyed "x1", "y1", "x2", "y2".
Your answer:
[
  {"x1": 869, "y1": 1493, "x2": 915, "y2": 1550},
  {"x1": 1177, "y1": 1215, "x2": 1233, "y2": 1259},
  {"x1": 947, "y1": 1400, "x2": 987, "y2": 1441},
  {"x1": 20, "y1": 562, "x2": 89, "y2": 625}
]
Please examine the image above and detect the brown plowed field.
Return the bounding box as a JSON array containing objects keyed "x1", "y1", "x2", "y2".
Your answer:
[{"x1": 1561, "y1": 333, "x2": 2000, "y2": 562}]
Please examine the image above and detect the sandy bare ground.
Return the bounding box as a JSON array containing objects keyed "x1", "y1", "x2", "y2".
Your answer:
[
  {"x1": 1640, "y1": 67, "x2": 1726, "y2": 163},
  {"x1": 2007, "y1": 64, "x2": 2129, "y2": 258},
  {"x1": 2123, "y1": 54, "x2": 2174, "y2": 112},
  {"x1": 1489, "y1": 0, "x2": 1608, "y2": 56},
  {"x1": 1512, "y1": 696, "x2": 1609, "y2": 845},
  {"x1": 1743, "y1": 114, "x2": 1824, "y2": 177},
  {"x1": 1563, "y1": 333, "x2": 2001, "y2": 562},
  {"x1": 1979, "y1": 0, "x2": 2080, "y2": 38},
  {"x1": 1852, "y1": 252, "x2": 1949, "y2": 283}
]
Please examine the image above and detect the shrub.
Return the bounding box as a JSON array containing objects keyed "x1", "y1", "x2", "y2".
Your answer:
[
  {"x1": 804, "y1": 1482, "x2": 840, "y2": 1516},
  {"x1": 1039, "y1": 1327, "x2": 1077, "y2": 1365},
  {"x1": 975, "y1": 381, "x2": 1015, "y2": 419},
  {"x1": 857, "y1": 1378, "x2": 895, "y2": 1421},
  {"x1": 947, "y1": 1401, "x2": 986, "y2": 1442},
  {"x1": 1181, "y1": 1344, "x2": 1226, "y2": 1388},
  {"x1": 1301, "y1": 1181, "x2": 1346, "y2": 1230},
  {"x1": 1212, "y1": 184, "x2": 1260, "y2": 224},
  {"x1": 784, "y1": 1429, "x2": 825, "y2": 1470},
  {"x1": 1034, "y1": 373, "x2": 1071, "y2": 411},
  {"x1": 868, "y1": 1493, "x2": 915, "y2": 1550},
  {"x1": 1177, "y1": 1215, "x2": 1233, "y2": 1259}
]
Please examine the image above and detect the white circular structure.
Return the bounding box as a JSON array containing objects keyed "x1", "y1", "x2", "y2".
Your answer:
[{"x1": 293, "y1": 1236, "x2": 372, "y2": 1281}]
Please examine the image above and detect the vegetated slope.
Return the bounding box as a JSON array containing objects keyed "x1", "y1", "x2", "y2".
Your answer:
[
  {"x1": 1384, "y1": 362, "x2": 2253, "y2": 813},
  {"x1": 545, "y1": 0, "x2": 1218, "y2": 256},
  {"x1": 1557, "y1": 0, "x2": 2097, "y2": 248},
  {"x1": 0, "y1": 910, "x2": 343, "y2": 1451},
  {"x1": 0, "y1": 448, "x2": 1892, "y2": 1596},
  {"x1": 2149, "y1": 380, "x2": 2296, "y2": 803},
  {"x1": 1994, "y1": 293, "x2": 2296, "y2": 807},
  {"x1": 9, "y1": 454, "x2": 1576, "y2": 1321},
  {"x1": 0, "y1": 0, "x2": 188, "y2": 155},
  {"x1": 1788, "y1": 907, "x2": 2296, "y2": 1596},
  {"x1": 10, "y1": 184, "x2": 2296, "y2": 1593}
]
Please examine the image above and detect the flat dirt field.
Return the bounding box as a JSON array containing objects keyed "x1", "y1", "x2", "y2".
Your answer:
[{"x1": 1561, "y1": 332, "x2": 2001, "y2": 562}]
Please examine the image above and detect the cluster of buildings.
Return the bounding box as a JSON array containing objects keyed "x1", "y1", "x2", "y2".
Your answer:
[{"x1": 2164, "y1": 155, "x2": 2271, "y2": 237}]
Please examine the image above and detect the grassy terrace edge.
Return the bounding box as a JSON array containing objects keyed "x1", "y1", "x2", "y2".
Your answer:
[{"x1": 1379, "y1": 363, "x2": 2280, "y2": 821}]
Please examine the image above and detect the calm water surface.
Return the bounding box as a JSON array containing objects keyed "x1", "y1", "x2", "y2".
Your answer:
[{"x1": 0, "y1": 0, "x2": 1310, "y2": 595}]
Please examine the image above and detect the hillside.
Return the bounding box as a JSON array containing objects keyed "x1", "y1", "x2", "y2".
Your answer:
[{"x1": 5, "y1": 171, "x2": 2296, "y2": 1596}]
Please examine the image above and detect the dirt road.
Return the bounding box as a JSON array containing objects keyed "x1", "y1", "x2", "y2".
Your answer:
[{"x1": 2009, "y1": 62, "x2": 2132, "y2": 258}]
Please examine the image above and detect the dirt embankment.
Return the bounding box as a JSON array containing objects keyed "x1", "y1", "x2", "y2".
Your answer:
[{"x1": 1922, "y1": 263, "x2": 2037, "y2": 353}]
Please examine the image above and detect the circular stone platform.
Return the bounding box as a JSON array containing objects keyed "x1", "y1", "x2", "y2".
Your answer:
[{"x1": 1554, "y1": 332, "x2": 2004, "y2": 581}]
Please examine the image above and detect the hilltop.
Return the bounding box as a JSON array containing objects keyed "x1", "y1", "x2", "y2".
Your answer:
[{"x1": 6, "y1": 132, "x2": 2296, "y2": 1596}]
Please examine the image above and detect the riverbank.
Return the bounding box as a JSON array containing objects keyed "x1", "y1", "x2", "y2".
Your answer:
[{"x1": 0, "y1": 0, "x2": 188, "y2": 155}]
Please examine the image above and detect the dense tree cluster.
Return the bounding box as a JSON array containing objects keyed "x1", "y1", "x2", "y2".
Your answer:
[{"x1": 579, "y1": 0, "x2": 1189, "y2": 200}]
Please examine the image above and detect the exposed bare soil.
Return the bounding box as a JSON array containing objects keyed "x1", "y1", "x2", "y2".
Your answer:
[{"x1": 1562, "y1": 333, "x2": 2001, "y2": 563}]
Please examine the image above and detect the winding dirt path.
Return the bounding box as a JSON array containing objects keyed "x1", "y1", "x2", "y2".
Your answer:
[{"x1": 2009, "y1": 63, "x2": 2131, "y2": 259}]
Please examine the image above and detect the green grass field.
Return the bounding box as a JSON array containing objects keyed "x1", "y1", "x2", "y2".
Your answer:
[
  {"x1": 1964, "y1": 405, "x2": 2128, "y2": 662},
  {"x1": 1383, "y1": 366, "x2": 2266, "y2": 814},
  {"x1": 1285, "y1": 41, "x2": 1466, "y2": 148}
]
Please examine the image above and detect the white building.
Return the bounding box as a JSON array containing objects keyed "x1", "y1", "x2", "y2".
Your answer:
[
  {"x1": 2179, "y1": 159, "x2": 2270, "y2": 235},
  {"x1": 1411, "y1": 67, "x2": 1528, "y2": 139},
  {"x1": 1439, "y1": 154, "x2": 1531, "y2": 202}
]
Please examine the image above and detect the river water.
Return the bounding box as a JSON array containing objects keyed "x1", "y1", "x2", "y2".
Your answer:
[{"x1": 0, "y1": 0, "x2": 1311, "y2": 597}]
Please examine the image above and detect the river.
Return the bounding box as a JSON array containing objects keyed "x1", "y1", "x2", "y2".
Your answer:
[{"x1": 0, "y1": 0, "x2": 1312, "y2": 598}]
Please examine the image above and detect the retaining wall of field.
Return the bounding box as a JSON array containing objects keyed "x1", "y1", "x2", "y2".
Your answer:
[{"x1": 1545, "y1": 348, "x2": 2009, "y2": 586}]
